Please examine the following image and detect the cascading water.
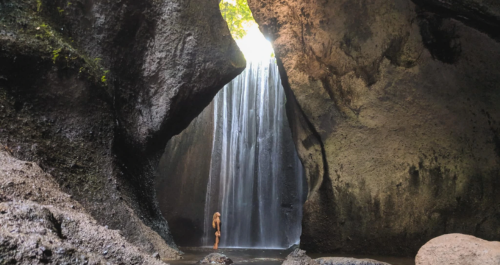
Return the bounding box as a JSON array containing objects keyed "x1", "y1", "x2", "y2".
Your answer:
[{"x1": 202, "y1": 59, "x2": 306, "y2": 249}]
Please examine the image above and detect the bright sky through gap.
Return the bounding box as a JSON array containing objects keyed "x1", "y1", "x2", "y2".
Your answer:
[{"x1": 235, "y1": 23, "x2": 274, "y2": 62}]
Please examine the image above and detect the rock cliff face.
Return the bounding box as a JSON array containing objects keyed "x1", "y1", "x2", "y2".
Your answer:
[
  {"x1": 0, "y1": 0, "x2": 244, "y2": 258},
  {"x1": 248, "y1": 0, "x2": 500, "y2": 256}
]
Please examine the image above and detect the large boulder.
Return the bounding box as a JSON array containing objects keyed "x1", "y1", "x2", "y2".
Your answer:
[
  {"x1": 248, "y1": 0, "x2": 500, "y2": 256},
  {"x1": 415, "y1": 234, "x2": 500, "y2": 265},
  {"x1": 0, "y1": 0, "x2": 244, "y2": 258}
]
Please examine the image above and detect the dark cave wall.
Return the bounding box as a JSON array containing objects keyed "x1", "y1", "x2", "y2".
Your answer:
[
  {"x1": 156, "y1": 102, "x2": 215, "y2": 247},
  {"x1": 249, "y1": 0, "x2": 500, "y2": 256},
  {"x1": 0, "y1": 0, "x2": 244, "y2": 257}
]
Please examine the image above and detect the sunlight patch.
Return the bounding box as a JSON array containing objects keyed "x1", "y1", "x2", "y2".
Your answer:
[{"x1": 220, "y1": 0, "x2": 274, "y2": 62}]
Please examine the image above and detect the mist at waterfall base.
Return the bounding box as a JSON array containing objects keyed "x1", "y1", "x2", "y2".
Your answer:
[
  {"x1": 156, "y1": 58, "x2": 306, "y2": 249},
  {"x1": 202, "y1": 59, "x2": 306, "y2": 249}
]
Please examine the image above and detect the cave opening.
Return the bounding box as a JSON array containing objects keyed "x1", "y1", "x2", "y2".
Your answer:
[{"x1": 154, "y1": 0, "x2": 307, "y2": 250}]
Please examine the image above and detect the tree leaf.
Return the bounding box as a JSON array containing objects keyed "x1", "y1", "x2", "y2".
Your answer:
[{"x1": 219, "y1": 0, "x2": 254, "y2": 40}]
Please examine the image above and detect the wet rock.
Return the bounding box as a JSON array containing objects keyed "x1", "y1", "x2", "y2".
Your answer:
[
  {"x1": 415, "y1": 234, "x2": 500, "y2": 265},
  {"x1": 197, "y1": 253, "x2": 233, "y2": 265},
  {"x1": 283, "y1": 249, "x2": 390, "y2": 265},
  {"x1": 282, "y1": 249, "x2": 318, "y2": 265},
  {"x1": 316, "y1": 257, "x2": 390, "y2": 265}
]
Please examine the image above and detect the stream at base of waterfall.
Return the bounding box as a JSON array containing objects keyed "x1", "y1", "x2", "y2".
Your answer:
[{"x1": 168, "y1": 248, "x2": 416, "y2": 265}]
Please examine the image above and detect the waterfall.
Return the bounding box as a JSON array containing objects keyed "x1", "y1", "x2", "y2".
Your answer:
[{"x1": 202, "y1": 59, "x2": 306, "y2": 249}]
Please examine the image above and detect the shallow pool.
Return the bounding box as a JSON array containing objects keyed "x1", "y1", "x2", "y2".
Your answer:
[{"x1": 167, "y1": 247, "x2": 415, "y2": 265}]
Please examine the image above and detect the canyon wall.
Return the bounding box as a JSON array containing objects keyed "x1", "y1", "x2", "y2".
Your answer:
[
  {"x1": 0, "y1": 0, "x2": 244, "y2": 258},
  {"x1": 248, "y1": 0, "x2": 500, "y2": 256}
]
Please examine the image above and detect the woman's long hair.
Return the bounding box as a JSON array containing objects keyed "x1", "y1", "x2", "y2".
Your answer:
[{"x1": 212, "y1": 212, "x2": 219, "y2": 229}]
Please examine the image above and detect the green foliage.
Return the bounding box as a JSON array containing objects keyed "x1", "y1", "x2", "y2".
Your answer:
[
  {"x1": 57, "y1": 7, "x2": 64, "y2": 15},
  {"x1": 219, "y1": 0, "x2": 254, "y2": 39},
  {"x1": 36, "y1": 0, "x2": 42, "y2": 12},
  {"x1": 35, "y1": 23, "x2": 54, "y2": 39},
  {"x1": 52, "y1": 48, "x2": 62, "y2": 64},
  {"x1": 101, "y1": 70, "x2": 109, "y2": 83}
]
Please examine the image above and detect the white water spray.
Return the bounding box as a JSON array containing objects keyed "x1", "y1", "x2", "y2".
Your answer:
[{"x1": 202, "y1": 59, "x2": 305, "y2": 248}]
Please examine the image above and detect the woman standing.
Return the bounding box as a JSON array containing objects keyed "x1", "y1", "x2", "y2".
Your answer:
[{"x1": 212, "y1": 212, "x2": 221, "y2": 249}]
